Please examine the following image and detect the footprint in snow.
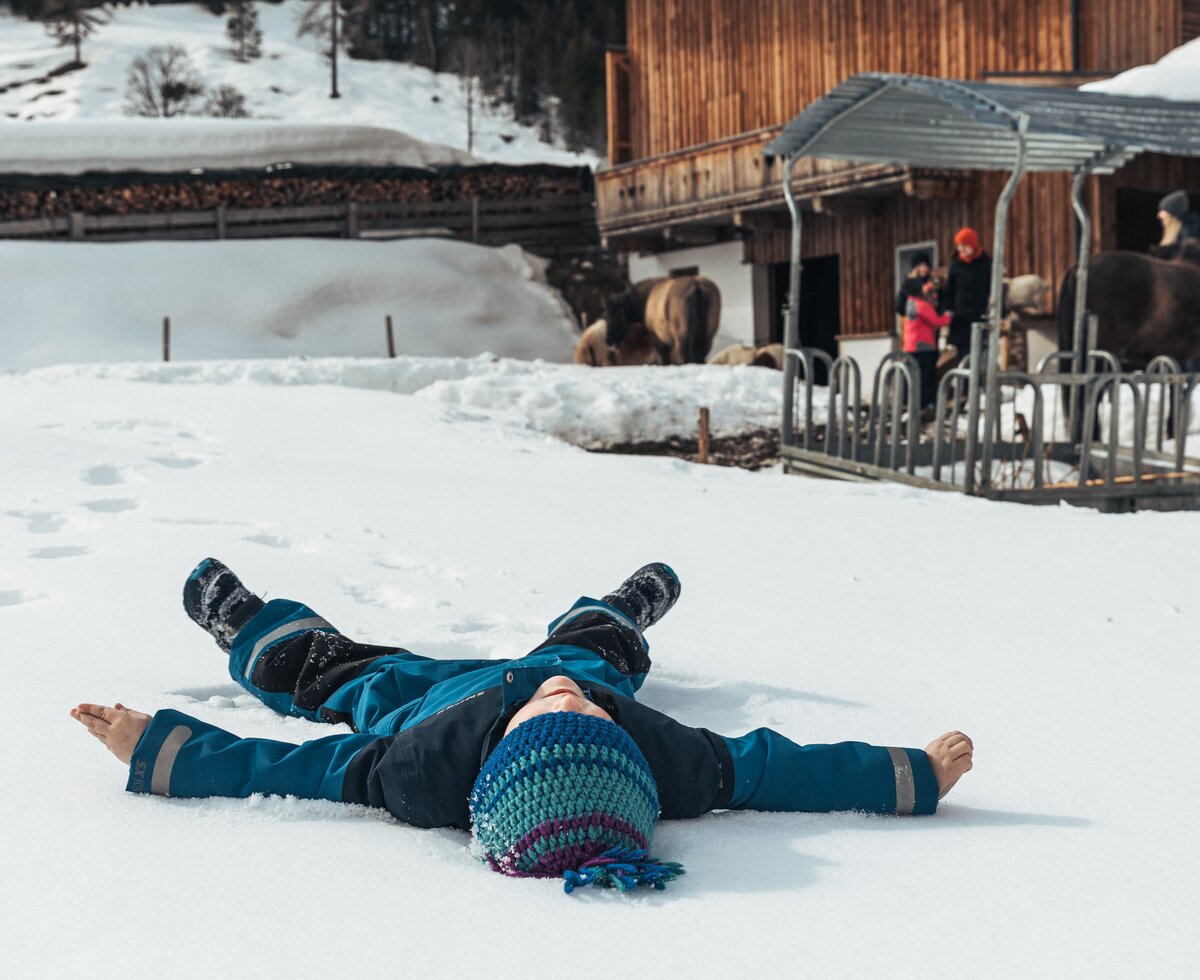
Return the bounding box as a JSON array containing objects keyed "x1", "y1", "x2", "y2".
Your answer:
[
  {"x1": 82, "y1": 498, "x2": 140, "y2": 514},
  {"x1": 6, "y1": 509, "x2": 66, "y2": 533},
  {"x1": 341, "y1": 580, "x2": 419, "y2": 610},
  {"x1": 0, "y1": 589, "x2": 42, "y2": 607},
  {"x1": 448, "y1": 615, "x2": 510, "y2": 634},
  {"x1": 148, "y1": 454, "x2": 204, "y2": 469},
  {"x1": 29, "y1": 545, "x2": 90, "y2": 559},
  {"x1": 82, "y1": 463, "x2": 127, "y2": 486},
  {"x1": 243, "y1": 533, "x2": 292, "y2": 549}
]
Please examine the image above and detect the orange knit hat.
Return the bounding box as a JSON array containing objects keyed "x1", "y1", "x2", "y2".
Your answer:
[{"x1": 954, "y1": 227, "x2": 980, "y2": 250}]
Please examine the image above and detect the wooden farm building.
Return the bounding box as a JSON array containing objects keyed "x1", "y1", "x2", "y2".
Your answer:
[{"x1": 598, "y1": 0, "x2": 1200, "y2": 369}]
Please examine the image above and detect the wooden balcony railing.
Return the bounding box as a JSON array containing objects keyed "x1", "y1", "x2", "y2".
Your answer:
[{"x1": 596, "y1": 127, "x2": 909, "y2": 238}]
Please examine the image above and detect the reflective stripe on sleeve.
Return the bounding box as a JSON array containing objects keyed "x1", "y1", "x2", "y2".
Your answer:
[
  {"x1": 150, "y1": 725, "x2": 193, "y2": 796},
  {"x1": 548, "y1": 604, "x2": 645, "y2": 648},
  {"x1": 886, "y1": 746, "x2": 916, "y2": 815},
  {"x1": 243, "y1": 616, "x2": 333, "y2": 679}
]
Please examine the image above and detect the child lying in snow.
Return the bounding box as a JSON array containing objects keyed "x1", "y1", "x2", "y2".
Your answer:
[{"x1": 72, "y1": 560, "x2": 973, "y2": 892}]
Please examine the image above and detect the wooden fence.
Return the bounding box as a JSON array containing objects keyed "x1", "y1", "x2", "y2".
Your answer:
[{"x1": 0, "y1": 192, "x2": 598, "y2": 257}]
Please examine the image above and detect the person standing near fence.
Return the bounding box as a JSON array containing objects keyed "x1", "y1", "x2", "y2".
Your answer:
[
  {"x1": 901, "y1": 278, "x2": 950, "y2": 414},
  {"x1": 894, "y1": 252, "x2": 932, "y2": 317},
  {"x1": 940, "y1": 227, "x2": 993, "y2": 364}
]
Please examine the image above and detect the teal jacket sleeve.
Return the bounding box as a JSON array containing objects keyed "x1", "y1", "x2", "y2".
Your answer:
[
  {"x1": 125, "y1": 708, "x2": 381, "y2": 803},
  {"x1": 720, "y1": 728, "x2": 939, "y2": 815}
]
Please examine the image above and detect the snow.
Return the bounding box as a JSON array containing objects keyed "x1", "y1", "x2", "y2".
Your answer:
[
  {"x1": 0, "y1": 117, "x2": 479, "y2": 174},
  {"x1": 2, "y1": 250, "x2": 1198, "y2": 977},
  {"x1": 1, "y1": 11, "x2": 1197, "y2": 972},
  {"x1": 0, "y1": 238, "x2": 581, "y2": 369},
  {"x1": 1081, "y1": 36, "x2": 1200, "y2": 100},
  {"x1": 0, "y1": 2, "x2": 598, "y2": 167}
]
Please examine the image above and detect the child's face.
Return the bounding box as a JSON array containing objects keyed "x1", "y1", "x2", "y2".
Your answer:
[{"x1": 504, "y1": 675, "x2": 614, "y2": 735}]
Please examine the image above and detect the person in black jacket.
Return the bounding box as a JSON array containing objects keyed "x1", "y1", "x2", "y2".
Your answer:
[
  {"x1": 71, "y1": 558, "x2": 975, "y2": 893},
  {"x1": 940, "y1": 226, "x2": 994, "y2": 358},
  {"x1": 894, "y1": 252, "x2": 932, "y2": 318},
  {"x1": 1152, "y1": 189, "x2": 1200, "y2": 261}
]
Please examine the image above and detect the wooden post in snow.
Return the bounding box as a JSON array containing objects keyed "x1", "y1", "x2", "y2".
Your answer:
[
  {"x1": 698, "y1": 406, "x2": 710, "y2": 464},
  {"x1": 386, "y1": 315, "x2": 396, "y2": 358},
  {"x1": 163, "y1": 316, "x2": 171, "y2": 362}
]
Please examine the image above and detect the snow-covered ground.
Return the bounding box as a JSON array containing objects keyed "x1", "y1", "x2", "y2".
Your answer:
[
  {"x1": 0, "y1": 238, "x2": 581, "y2": 369},
  {"x1": 3, "y1": 352, "x2": 1199, "y2": 978},
  {"x1": 0, "y1": 2, "x2": 597, "y2": 166},
  {"x1": 2, "y1": 253, "x2": 1198, "y2": 978}
]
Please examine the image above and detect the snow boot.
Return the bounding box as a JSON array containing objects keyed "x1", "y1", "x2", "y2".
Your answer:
[
  {"x1": 183, "y1": 557, "x2": 264, "y2": 653},
  {"x1": 602, "y1": 562, "x2": 681, "y2": 631}
]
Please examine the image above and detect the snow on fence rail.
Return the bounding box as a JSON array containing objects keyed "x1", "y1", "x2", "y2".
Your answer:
[{"x1": 0, "y1": 192, "x2": 598, "y2": 257}]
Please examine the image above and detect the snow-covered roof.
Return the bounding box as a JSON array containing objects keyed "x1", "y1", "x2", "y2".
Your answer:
[
  {"x1": 0, "y1": 118, "x2": 480, "y2": 175},
  {"x1": 1081, "y1": 36, "x2": 1200, "y2": 100}
]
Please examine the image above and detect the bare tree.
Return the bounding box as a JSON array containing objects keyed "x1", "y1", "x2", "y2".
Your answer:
[
  {"x1": 448, "y1": 36, "x2": 485, "y2": 154},
  {"x1": 296, "y1": 0, "x2": 344, "y2": 99},
  {"x1": 203, "y1": 84, "x2": 250, "y2": 118},
  {"x1": 43, "y1": 0, "x2": 105, "y2": 67},
  {"x1": 226, "y1": 0, "x2": 263, "y2": 63},
  {"x1": 123, "y1": 45, "x2": 204, "y2": 118}
]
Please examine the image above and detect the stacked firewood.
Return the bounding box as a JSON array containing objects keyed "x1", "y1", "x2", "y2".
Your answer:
[{"x1": 0, "y1": 168, "x2": 591, "y2": 220}]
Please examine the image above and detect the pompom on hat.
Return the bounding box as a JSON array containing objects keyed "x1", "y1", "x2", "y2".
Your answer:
[{"x1": 469, "y1": 711, "x2": 684, "y2": 893}]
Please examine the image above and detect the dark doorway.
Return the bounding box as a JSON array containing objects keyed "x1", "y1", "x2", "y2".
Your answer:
[
  {"x1": 770, "y1": 255, "x2": 840, "y2": 384},
  {"x1": 1114, "y1": 188, "x2": 1193, "y2": 253}
]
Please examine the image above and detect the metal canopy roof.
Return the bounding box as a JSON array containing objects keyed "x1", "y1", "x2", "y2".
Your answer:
[{"x1": 765, "y1": 73, "x2": 1200, "y2": 174}]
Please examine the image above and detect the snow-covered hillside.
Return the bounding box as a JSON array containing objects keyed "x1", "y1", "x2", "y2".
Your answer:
[{"x1": 0, "y1": 2, "x2": 597, "y2": 166}]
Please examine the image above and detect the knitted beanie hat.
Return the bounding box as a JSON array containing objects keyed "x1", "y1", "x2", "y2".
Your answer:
[
  {"x1": 469, "y1": 711, "x2": 684, "y2": 893},
  {"x1": 1159, "y1": 189, "x2": 1190, "y2": 219},
  {"x1": 954, "y1": 226, "x2": 980, "y2": 250}
]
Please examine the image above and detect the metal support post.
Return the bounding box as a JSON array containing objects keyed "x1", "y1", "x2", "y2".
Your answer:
[
  {"x1": 979, "y1": 113, "x2": 1028, "y2": 490},
  {"x1": 780, "y1": 154, "x2": 803, "y2": 448},
  {"x1": 1068, "y1": 161, "x2": 1097, "y2": 437}
]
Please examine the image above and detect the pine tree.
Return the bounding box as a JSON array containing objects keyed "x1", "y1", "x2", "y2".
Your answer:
[
  {"x1": 226, "y1": 0, "x2": 263, "y2": 63},
  {"x1": 43, "y1": 0, "x2": 104, "y2": 67}
]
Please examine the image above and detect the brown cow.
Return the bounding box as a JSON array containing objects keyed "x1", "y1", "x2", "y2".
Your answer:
[
  {"x1": 605, "y1": 276, "x2": 722, "y2": 365},
  {"x1": 708, "y1": 342, "x2": 785, "y2": 369},
  {"x1": 574, "y1": 318, "x2": 663, "y2": 367},
  {"x1": 1057, "y1": 249, "x2": 1200, "y2": 369}
]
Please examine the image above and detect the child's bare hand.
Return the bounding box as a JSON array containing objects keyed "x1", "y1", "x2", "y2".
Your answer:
[
  {"x1": 70, "y1": 703, "x2": 152, "y2": 765},
  {"x1": 924, "y1": 731, "x2": 973, "y2": 800}
]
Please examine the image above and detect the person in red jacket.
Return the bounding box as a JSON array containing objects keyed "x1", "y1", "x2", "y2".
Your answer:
[{"x1": 902, "y1": 277, "x2": 951, "y2": 411}]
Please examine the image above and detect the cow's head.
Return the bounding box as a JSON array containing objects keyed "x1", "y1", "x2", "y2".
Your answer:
[{"x1": 604, "y1": 291, "x2": 636, "y2": 346}]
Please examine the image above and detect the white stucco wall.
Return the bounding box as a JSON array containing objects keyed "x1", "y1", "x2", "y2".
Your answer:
[
  {"x1": 627, "y1": 240, "x2": 754, "y2": 349},
  {"x1": 839, "y1": 335, "x2": 895, "y2": 396}
]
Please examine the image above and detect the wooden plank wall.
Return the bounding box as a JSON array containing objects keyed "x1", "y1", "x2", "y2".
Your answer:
[
  {"x1": 1078, "y1": 0, "x2": 1180, "y2": 69},
  {"x1": 625, "y1": 0, "x2": 1179, "y2": 160},
  {"x1": 748, "y1": 196, "x2": 972, "y2": 336},
  {"x1": 744, "y1": 155, "x2": 1200, "y2": 339},
  {"x1": 1184, "y1": 0, "x2": 1200, "y2": 40},
  {"x1": 745, "y1": 171, "x2": 1086, "y2": 337}
]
